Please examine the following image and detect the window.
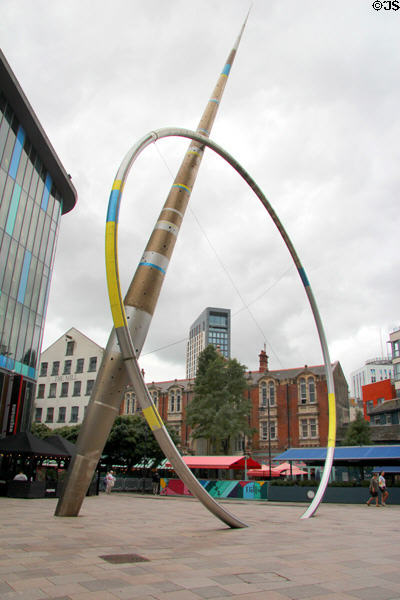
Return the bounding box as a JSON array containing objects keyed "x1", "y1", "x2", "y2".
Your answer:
[
  {"x1": 268, "y1": 381, "x2": 275, "y2": 406},
  {"x1": 88, "y1": 356, "x2": 97, "y2": 372},
  {"x1": 63, "y1": 360, "x2": 72, "y2": 375},
  {"x1": 170, "y1": 390, "x2": 175, "y2": 412},
  {"x1": 46, "y1": 407, "x2": 54, "y2": 423},
  {"x1": 370, "y1": 368, "x2": 376, "y2": 383},
  {"x1": 58, "y1": 407, "x2": 66, "y2": 423},
  {"x1": 300, "y1": 378, "x2": 307, "y2": 404},
  {"x1": 393, "y1": 340, "x2": 400, "y2": 358},
  {"x1": 151, "y1": 390, "x2": 158, "y2": 408},
  {"x1": 260, "y1": 380, "x2": 276, "y2": 407},
  {"x1": 66, "y1": 340, "x2": 75, "y2": 356},
  {"x1": 176, "y1": 390, "x2": 181, "y2": 412},
  {"x1": 72, "y1": 381, "x2": 81, "y2": 396},
  {"x1": 60, "y1": 382, "x2": 69, "y2": 397},
  {"x1": 76, "y1": 358, "x2": 84, "y2": 373},
  {"x1": 35, "y1": 407, "x2": 42, "y2": 423},
  {"x1": 300, "y1": 419, "x2": 308, "y2": 438},
  {"x1": 261, "y1": 382, "x2": 267, "y2": 407},
  {"x1": 37, "y1": 384, "x2": 45, "y2": 399},
  {"x1": 85, "y1": 379, "x2": 94, "y2": 396},
  {"x1": 51, "y1": 361, "x2": 60, "y2": 376},
  {"x1": 366, "y1": 400, "x2": 374, "y2": 414},
  {"x1": 260, "y1": 421, "x2": 268, "y2": 441},
  {"x1": 309, "y1": 418, "x2": 317, "y2": 437},
  {"x1": 300, "y1": 417, "x2": 319, "y2": 439},
  {"x1": 48, "y1": 383, "x2": 57, "y2": 398},
  {"x1": 299, "y1": 376, "x2": 316, "y2": 404},
  {"x1": 40, "y1": 362, "x2": 48, "y2": 377},
  {"x1": 70, "y1": 406, "x2": 79, "y2": 423},
  {"x1": 260, "y1": 419, "x2": 277, "y2": 440}
]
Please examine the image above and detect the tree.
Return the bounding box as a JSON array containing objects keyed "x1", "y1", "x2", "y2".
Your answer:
[
  {"x1": 31, "y1": 423, "x2": 52, "y2": 439},
  {"x1": 51, "y1": 425, "x2": 82, "y2": 443},
  {"x1": 342, "y1": 410, "x2": 373, "y2": 446},
  {"x1": 103, "y1": 414, "x2": 180, "y2": 470},
  {"x1": 185, "y1": 345, "x2": 253, "y2": 454}
]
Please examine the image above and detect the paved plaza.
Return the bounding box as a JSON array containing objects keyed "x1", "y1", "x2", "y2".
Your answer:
[{"x1": 0, "y1": 494, "x2": 400, "y2": 600}]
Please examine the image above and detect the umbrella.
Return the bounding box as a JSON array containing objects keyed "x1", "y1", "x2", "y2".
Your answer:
[
  {"x1": 247, "y1": 464, "x2": 280, "y2": 478},
  {"x1": 273, "y1": 462, "x2": 307, "y2": 476},
  {"x1": 0, "y1": 432, "x2": 69, "y2": 458}
]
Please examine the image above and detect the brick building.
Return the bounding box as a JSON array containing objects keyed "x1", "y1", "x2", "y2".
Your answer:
[{"x1": 121, "y1": 349, "x2": 349, "y2": 459}]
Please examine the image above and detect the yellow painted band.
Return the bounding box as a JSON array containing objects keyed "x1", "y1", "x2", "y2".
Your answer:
[
  {"x1": 187, "y1": 150, "x2": 201, "y2": 156},
  {"x1": 105, "y1": 222, "x2": 125, "y2": 328},
  {"x1": 143, "y1": 405, "x2": 163, "y2": 431},
  {"x1": 112, "y1": 179, "x2": 123, "y2": 191},
  {"x1": 327, "y1": 392, "x2": 336, "y2": 447}
]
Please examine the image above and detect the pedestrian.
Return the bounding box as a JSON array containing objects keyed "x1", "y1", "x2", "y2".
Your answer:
[
  {"x1": 105, "y1": 470, "x2": 116, "y2": 494},
  {"x1": 152, "y1": 470, "x2": 160, "y2": 495},
  {"x1": 366, "y1": 472, "x2": 380, "y2": 506},
  {"x1": 379, "y1": 471, "x2": 389, "y2": 506},
  {"x1": 13, "y1": 471, "x2": 28, "y2": 481}
]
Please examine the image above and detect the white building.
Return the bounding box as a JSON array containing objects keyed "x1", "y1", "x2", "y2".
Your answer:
[
  {"x1": 350, "y1": 358, "x2": 393, "y2": 403},
  {"x1": 34, "y1": 328, "x2": 104, "y2": 429},
  {"x1": 186, "y1": 307, "x2": 231, "y2": 379},
  {"x1": 389, "y1": 327, "x2": 400, "y2": 397}
]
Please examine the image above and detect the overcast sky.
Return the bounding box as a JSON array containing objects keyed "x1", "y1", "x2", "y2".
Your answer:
[{"x1": 2, "y1": 0, "x2": 399, "y2": 391}]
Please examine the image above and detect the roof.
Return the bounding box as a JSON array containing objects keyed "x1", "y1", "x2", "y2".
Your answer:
[
  {"x1": 165, "y1": 455, "x2": 261, "y2": 469},
  {"x1": 369, "y1": 398, "x2": 400, "y2": 415},
  {"x1": 274, "y1": 446, "x2": 400, "y2": 464},
  {"x1": 0, "y1": 50, "x2": 77, "y2": 214},
  {"x1": 0, "y1": 432, "x2": 69, "y2": 457}
]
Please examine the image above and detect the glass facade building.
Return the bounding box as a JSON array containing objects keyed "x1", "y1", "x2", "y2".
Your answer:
[
  {"x1": 186, "y1": 307, "x2": 231, "y2": 379},
  {"x1": 0, "y1": 50, "x2": 76, "y2": 436}
]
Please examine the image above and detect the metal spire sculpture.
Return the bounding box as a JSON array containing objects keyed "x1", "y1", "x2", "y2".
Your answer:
[{"x1": 56, "y1": 14, "x2": 250, "y2": 524}]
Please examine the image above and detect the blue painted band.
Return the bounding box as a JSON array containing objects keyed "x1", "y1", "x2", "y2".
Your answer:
[
  {"x1": 41, "y1": 173, "x2": 53, "y2": 211},
  {"x1": 210, "y1": 98, "x2": 219, "y2": 104},
  {"x1": 298, "y1": 267, "x2": 310, "y2": 287},
  {"x1": 107, "y1": 189, "x2": 120, "y2": 222},
  {"x1": 17, "y1": 250, "x2": 32, "y2": 303},
  {"x1": 172, "y1": 184, "x2": 191, "y2": 194},
  {"x1": 9, "y1": 126, "x2": 25, "y2": 179},
  {"x1": 222, "y1": 63, "x2": 231, "y2": 76},
  {"x1": 139, "y1": 261, "x2": 166, "y2": 275},
  {"x1": 5, "y1": 183, "x2": 22, "y2": 235},
  {"x1": 198, "y1": 128, "x2": 209, "y2": 135}
]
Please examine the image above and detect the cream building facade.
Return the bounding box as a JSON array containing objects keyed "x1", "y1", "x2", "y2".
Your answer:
[{"x1": 34, "y1": 328, "x2": 104, "y2": 428}]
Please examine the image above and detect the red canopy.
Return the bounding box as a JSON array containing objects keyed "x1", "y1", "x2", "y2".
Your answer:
[
  {"x1": 273, "y1": 462, "x2": 307, "y2": 475},
  {"x1": 247, "y1": 464, "x2": 280, "y2": 478},
  {"x1": 165, "y1": 455, "x2": 261, "y2": 470}
]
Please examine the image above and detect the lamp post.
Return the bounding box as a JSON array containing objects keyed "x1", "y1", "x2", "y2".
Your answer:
[{"x1": 267, "y1": 397, "x2": 272, "y2": 478}]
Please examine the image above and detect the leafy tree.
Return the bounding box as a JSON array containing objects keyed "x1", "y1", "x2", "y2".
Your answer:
[
  {"x1": 31, "y1": 422, "x2": 52, "y2": 438},
  {"x1": 51, "y1": 425, "x2": 82, "y2": 443},
  {"x1": 185, "y1": 345, "x2": 253, "y2": 454},
  {"x1": 342, "y1": 410, "x2": 373, "y2": 446},
  {"x1": 103, "y1": 414, "x2": 180, "y2": 470}
]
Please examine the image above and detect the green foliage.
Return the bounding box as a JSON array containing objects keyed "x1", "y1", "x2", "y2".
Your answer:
[
  {"x1": 103, "y1": 414, "x2": 180, "y2": 470},
  {"x1": 51, "y1": 425, "x2": 82, "y2": 443},
  {"x1": 31, "y1": 422, "x2": 52, "y2": 439},
  {"x1": 342, "y1": 410, "x2": 373, "y2": 446},
  {"x1": 185, "y1": 345, "x2": 254, "y2": 454}
]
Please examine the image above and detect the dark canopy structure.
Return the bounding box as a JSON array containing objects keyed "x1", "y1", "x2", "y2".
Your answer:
[{"x1": 0, "y1": 432, "x2": 69, "y2": 458}]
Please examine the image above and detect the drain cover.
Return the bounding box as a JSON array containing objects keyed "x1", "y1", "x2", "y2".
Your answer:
[{"x1": 99, "y1": 553, "x2": 150, "y2": 564}]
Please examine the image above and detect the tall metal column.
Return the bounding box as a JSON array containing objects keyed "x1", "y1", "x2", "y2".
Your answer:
[{"x1": 56, "y1": 15, "x2": 249, "y2": 517}]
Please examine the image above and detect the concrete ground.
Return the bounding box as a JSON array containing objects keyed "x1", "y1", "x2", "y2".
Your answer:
[{"x1": 0, "y1": 494, "x2": 399, "y2": 600}]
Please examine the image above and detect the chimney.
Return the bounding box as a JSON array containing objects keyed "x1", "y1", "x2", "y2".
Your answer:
[{"x1": 259, "y1": 349, "x2": 269, "y2": 373}]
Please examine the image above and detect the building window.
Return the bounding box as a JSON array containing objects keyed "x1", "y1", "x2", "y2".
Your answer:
[
  {"x1": 46, "y1": 407, "x2": 54, "y2": 423},
  {"x1": 310, "y1": 418, "x2": 317, "y2": 437},
  {"x1": 85, "y1": 379, "x2": 94, "y2": 396},
  {"x1": 66, "y1": 340, "x2": 75, "y2": 356},
  {"x1": 72, "y1": 381, "x2": 81, "y2": 396},
  {"x1": 260, "y1": 419, "x2": 277, "y2": 440},
  {"x1": 40, "y1": 362, "x2": 48, "y2": 377},
  {"x1": 392, "y1": 340, "x2": 400, "y2": 358},
  {"x1": 48, "y1": 383, "x2": 57, "y2": 398},
  {"x1": 58, "y1": 407, "x2": 66, "y2": 423},
  {"x1": 35, "y1": 407, "x2": 42, "y2": 423},
  {"x1": 76, "y1": 358, "x2": 84, "y2": 373},
  {"x1": 169, "y1": 390, "x2": 175, "y2": 412},
  {"x1": 299, "y1": 376, "x2": 316, "y2": 404},
  {"x1": 300, "y1": 418, "x2": 308, "y2": 438},
  {"x1": 176, "y1": 390, "x2": 181, "y2": 412},
  {"x1": 300, "y1": 417, "x2": 319, "y2": 439},
  {"x1": 63, "y1": 360, "x2": 72, "y2": 375},
  {"x1": 366, "y1": 400, "x2": 374, "y2": 414},
  {"x1": 51, "y1": 361, "x2": 60, "y2": 376},
  {"x1": 260, "y1": 380, "x2": 276, "y2": 407},
  {"x1": 370, "y1": 368, "x2": 376, "y2": 383},
  {"x1": 37, "y1": 384, "x2": 45, "y2": 399},
  {"x1": 151, "y1": 390, "x2": 158, "y2": 408},
  {"x1": 70, "y1": 406, "x2": 79, "y2": 423},
  {"x1": 88, "y1": 356, "x2": 97, "y2": 372},
  {"x1": 60, "y1": 382, "x2": 69, "y2": 397},
  {"x1": 260, "y1": 421, "x2": 267, "y2": 441}
]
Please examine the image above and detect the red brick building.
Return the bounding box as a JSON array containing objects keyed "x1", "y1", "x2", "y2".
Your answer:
[
  {"x1": 121, "y1": 350, "x2": 349, "y2": 460},
  {"x1": 362, "y1": 379, "x2": 396, "y2": 421}
]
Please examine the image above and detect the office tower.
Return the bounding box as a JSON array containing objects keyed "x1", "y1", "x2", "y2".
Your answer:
[
  {"x1": 186, "y1": 307, "x2": 231, "y2": 378},
  {"x1": 0, "y1": 51, "x2": 77, "y2": 435}
]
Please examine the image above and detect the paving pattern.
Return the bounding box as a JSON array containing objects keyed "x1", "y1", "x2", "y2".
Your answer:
[{"x1": 0, "y1": 493, "x2": 399, "y2": 599}]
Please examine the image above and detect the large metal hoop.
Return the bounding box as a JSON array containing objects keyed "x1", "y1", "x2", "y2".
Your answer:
[{"x1": 105, "y1": 127, "x2": 336, "y2": 521}]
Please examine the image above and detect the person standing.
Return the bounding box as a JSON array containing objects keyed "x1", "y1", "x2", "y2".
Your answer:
[
  {"x1": 379, "y1": 471, "x2": 389, "y2": 506},
  {"x1": 13, "y1": 472, "x2": 28, "y2": 481},
  {"x1": 105, "y1": 470, "x2": 116, "y2": 494},
  {"x1": 366, "y1": 472, "x2": 380, "y2": 506}
]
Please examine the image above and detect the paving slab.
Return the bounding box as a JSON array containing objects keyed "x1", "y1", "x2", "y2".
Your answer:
[{"x1": 0, "y1": 495, "x2": 400, "y2": 599}]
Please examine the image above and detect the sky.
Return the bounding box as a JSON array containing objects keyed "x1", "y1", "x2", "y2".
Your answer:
[{"x1": 2, "y1": 0, "x2": 399, "y2": 392}]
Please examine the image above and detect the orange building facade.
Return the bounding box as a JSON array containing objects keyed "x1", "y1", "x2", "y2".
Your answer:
[{"x1": 362, "y1": 379, "x2": 396, "y2": 421}]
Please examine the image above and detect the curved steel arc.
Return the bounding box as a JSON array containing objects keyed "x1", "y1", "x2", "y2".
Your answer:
[{"x1": 107, "y1": 127, "x2": 336, "y2": 521}]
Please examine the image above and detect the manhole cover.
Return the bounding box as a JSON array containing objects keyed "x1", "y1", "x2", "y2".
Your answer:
[{"x1": 99, "y1": 553, "x2": 150, "y2": 564}]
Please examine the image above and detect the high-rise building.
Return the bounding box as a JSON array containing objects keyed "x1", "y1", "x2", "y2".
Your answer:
[
  {"x1": 186, "y1": 307, "x2": 231, "y2": 379},
  {"x1": 350, "y1": 358, "x2": 393, "y2": 403},
  {"x1": 0, "y1": 50, "x2": 77, "y2": 436},
  {"x1": 389, "y1": 326, "x2": 400, "y2": 397}
]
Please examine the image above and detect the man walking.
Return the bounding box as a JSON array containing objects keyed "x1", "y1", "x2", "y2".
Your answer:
[{"x1": 366, "y1": 472, "x2": 380, "y2": 507}]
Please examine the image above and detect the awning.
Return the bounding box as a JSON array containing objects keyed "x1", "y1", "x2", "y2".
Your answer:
[
  {"x1": 165, "y1": 455, "x2": 261, "y2": 469},
  {"x1": 248, "y1": 464, "x2": 280, "y2": 478},
  {"x1": 274, "y1": 446, "x2": 400, "y2": 464}
]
